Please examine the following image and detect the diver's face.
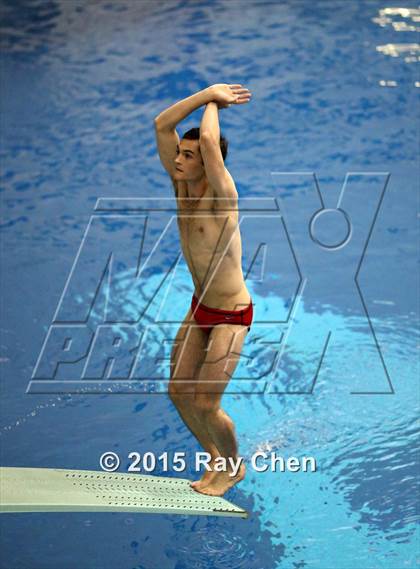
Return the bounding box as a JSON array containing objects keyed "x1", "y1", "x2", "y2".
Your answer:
[{"x1": 174, "y1": 139, "x2": 204, "y2": 181}]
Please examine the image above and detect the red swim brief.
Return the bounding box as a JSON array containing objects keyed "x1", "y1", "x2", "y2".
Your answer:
[{"x1": 191, "y1": 294, "x2": 253, "y2": 335}]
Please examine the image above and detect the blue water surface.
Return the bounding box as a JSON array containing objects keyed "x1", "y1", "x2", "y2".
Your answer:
[{"x1": 0, "y1": 1, "x2": 419, "y2": 568}]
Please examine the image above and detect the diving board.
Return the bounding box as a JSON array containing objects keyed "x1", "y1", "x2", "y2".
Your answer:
[{"x1": 0, "y1": 467, "x2": 248, "y2": 518}]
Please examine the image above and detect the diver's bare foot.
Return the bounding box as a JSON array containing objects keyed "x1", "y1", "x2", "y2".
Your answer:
[
  {"x1": 194, "y1": 462, "x2": 246, "y2": 496},
  {"x1": 190, "y1": 459, "x2": 220, "y2": 490}
]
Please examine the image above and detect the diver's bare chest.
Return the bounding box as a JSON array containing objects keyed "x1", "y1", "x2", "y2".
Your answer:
[
  {"x1": 177, "y1": 211, "x2": 220, "y2": 245},
  {"x1": 175, "y1": 183, "x2": 237, "y2": 251}
]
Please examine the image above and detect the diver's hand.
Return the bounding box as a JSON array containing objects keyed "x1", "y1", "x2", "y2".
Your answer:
[{"x1": 209, "y1": 83, "x2": 252, "y2": 109}]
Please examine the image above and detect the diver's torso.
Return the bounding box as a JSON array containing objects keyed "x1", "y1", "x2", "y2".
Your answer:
[{"x1": 176, "y1": 180, "x2": 250, "y2": 309}]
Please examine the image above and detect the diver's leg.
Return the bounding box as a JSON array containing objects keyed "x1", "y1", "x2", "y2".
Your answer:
[
  {"x1": 168, "y1": 309, "x2": 221, "y2": 472},
  {"x1": 192, "y1": 324, "x2": 249, "y2": 496}
]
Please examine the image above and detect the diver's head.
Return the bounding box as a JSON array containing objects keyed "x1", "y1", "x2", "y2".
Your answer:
[{"x1": 174, "y1": 127, "x2": 228, "y2": 182}]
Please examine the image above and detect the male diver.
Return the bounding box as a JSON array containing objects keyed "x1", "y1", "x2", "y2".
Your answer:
[{"x1": 154, "y1": 83, "x2": 253, "y2": 496}]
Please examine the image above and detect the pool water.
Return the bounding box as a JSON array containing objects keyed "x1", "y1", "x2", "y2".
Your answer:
[{"x1": 0, "y1": 1, "x2": 419, "y2": 568}]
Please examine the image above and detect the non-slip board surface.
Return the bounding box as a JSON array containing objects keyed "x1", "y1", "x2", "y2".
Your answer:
[{"x1": 0, "y1": 467, "x2": 248, "y2": 518}]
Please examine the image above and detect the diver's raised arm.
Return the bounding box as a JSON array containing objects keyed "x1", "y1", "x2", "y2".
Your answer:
[
  {"x1": 153, "y1": 83, "x2": 251, "y2": 131},
  {"x1": 199, "y1": 85, "x2": 251, "y2": 203},
  {"x1": 154, "y1": 87, "x2": 213, "y2": 132}
]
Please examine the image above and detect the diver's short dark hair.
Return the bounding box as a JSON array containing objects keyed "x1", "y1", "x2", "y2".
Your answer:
[{"x1": 182, "y1": 127, "x2": 228, "y2": 161}]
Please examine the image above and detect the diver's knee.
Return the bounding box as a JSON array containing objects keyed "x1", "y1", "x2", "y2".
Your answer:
[
  {"x1": 193, "y1": 394, "x2": 220, "y2": 417},
  {"x1": 168, "y1": 383, "x2": 193, "y2": 406}
]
